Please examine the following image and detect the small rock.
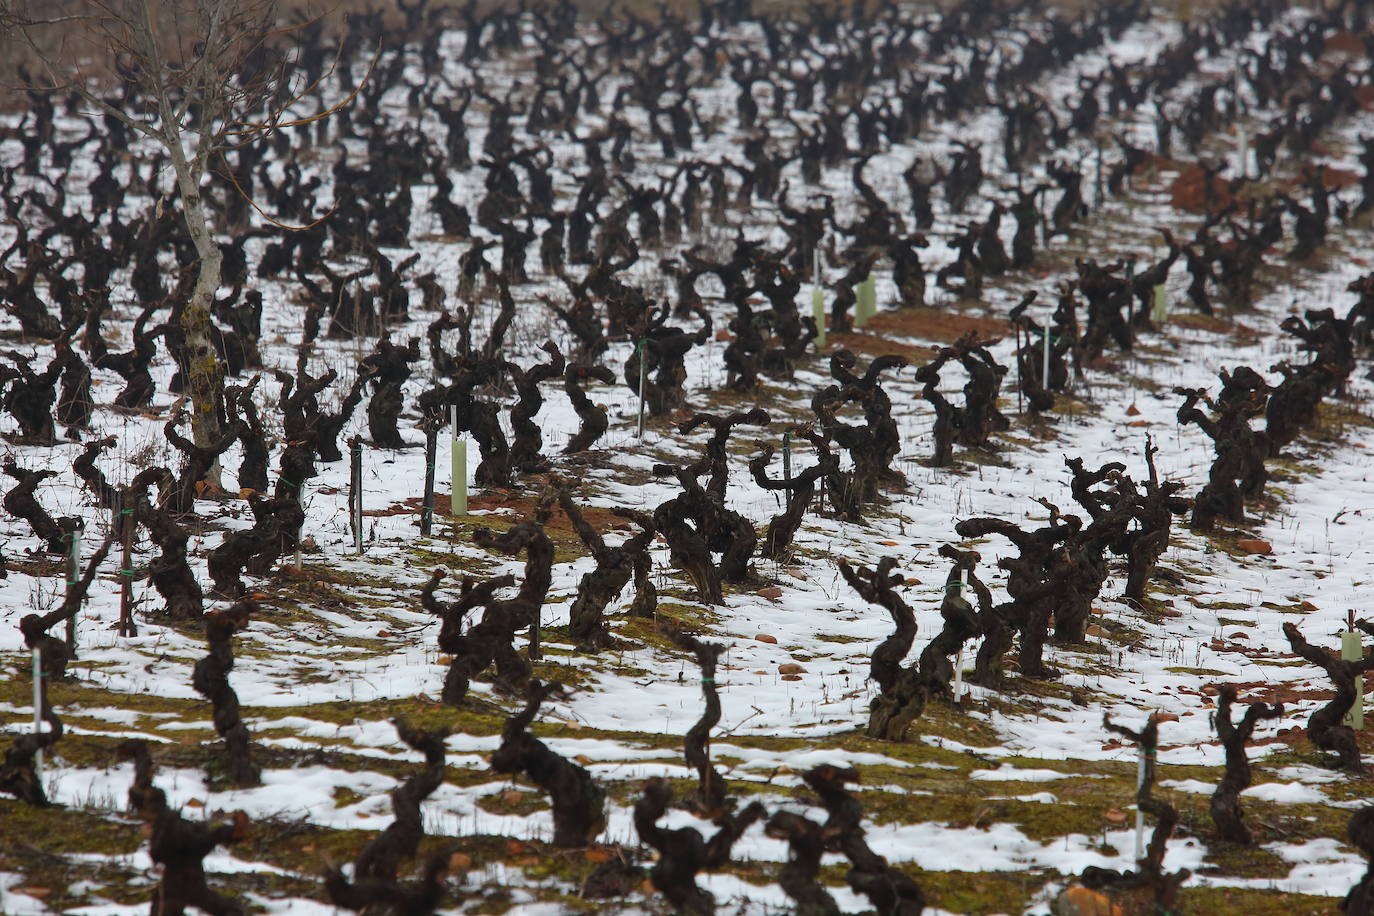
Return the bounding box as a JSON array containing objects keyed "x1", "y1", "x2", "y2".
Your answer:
[
  {"x1": 778, "y1": 663, "x2": 806, "y2": 675},
  {"x1": 755, "y1": 634, "x2": 778, "y2": 644},
  {"x1": 1237, "y1": 538, "x2": 1272, "y2": 555},
  {"x1": 757, "y1": 586, "x2": 783, "y2": 600},
  {"x1": 1086, "y1": 624, "x2": 1105, "y2": 637},
  {"x1": 1157, "y1": 606, "x2": 1183, "y2": 618},
  {"x1": 786, "y1": 569, "x2": 807, "y2": 581},
  {"x1": 1125, "y1": 404, "x2": 1141, "y2": 416},
  {"x1": 1103, "y1": 808, "x2": 1128, "y2": 825},
  {"x1": 781, "y1": 674, "x2": 803, "y2": 682}
]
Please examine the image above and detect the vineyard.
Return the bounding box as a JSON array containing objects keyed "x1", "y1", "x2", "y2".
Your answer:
[{"x1": 2, "y1": 0, "x2": 1374, "y2": 913}]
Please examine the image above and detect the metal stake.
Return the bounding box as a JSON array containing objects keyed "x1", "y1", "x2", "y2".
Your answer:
[
  {"x1": 1042, "y1": 323, "x2": 1051, "y2": 393},
  {"x1": 33, "y1": 647, "x2": 43, "y2": 781},
  {"x1": 953, "y1": 566, "x2": 969, "y2": 704},
  {"x1": 63, "y1": 520, "x2": 82, "y2": 650},
  {"x1": 350, "y1": 436, "x2": 363, "y2": 556}
]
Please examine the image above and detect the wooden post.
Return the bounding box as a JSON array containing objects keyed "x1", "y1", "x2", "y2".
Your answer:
[
  {"x1": 1233, "y1": 72, "x2": 1247, "y2": 178},
  {"x1": 782, "y1": 430, "x2": 793, "y2": 503},
  {"x1": 421, "y1": 422, "x2": 437, "y2": 537},
  {"x1": 1095, "y1": 140, "x2": 1105, "y2": 209},
  {"x1": 62, "y1": 518, "x2": 83, "y2": 650},
  {"x1": 1344, "y1": 610, "x2": 1364, "y2": 729},
  {"x1": 117, "y1": 492, "x2": 137, "y2": 638},
  {"x1": 812, "y1": 287, "x2": 826, "y2": 349},
  {"x1": 350, "y1": 435, "x2": 364, "y2": 556},
  {"x1": 812, "y1": 245, "x2": 826, "y2": 350},
  {"x1": 293, "y1": 474, "x2": 304, "y2": 572},
  {"x1": 636, "y1": 339, "x2": 647, "y2": 439},
  {"x1": 1016, "y1": 324, "x2": 1024, "y2": 413},
  {"x1": 1135, "y1": 745, "x2": 1147, "y2": 859},
  {"x1": 292, "y1": 478, "x2": 304, "y2": 573}
]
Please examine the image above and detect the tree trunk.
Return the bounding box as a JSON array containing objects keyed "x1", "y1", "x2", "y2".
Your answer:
[{"x1": 170, "y1": 158, "x2": 227, "y2": 487}]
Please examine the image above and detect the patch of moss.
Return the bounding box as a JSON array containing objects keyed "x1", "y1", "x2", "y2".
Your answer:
[
  {"x1": 265, "y1": 696, "x2": 504, "y2": 735},
  {"x1": 1164, "y1": 666, "x2": 1232, "y2": 677},
  {"x1": 1177, "y1": 885, "x2": 1335, "y2": 915},
  {"x1": 1200, "y1": 842, "x2": 1291, "y2": 879},
  {"x1": 814, "y1": 633, "x2": 867, "y2": 645},
  {"x1": 919, "y1": 869, "x2": 1050, "y2": 915},
  {"x1": 0, "y1": 800, "x2": 141, "y2": 855},
  {"x1": 332, "y1": 785, "x2": 365, "y2": 808}
]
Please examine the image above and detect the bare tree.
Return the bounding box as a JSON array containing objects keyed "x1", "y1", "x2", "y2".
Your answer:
[{"x1": 5, "y1": 0, "x2": 339, "y2": 473}]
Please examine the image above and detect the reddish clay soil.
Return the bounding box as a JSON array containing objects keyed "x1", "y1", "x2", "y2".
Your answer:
[{"x1": 828, "y1": 306, "x2": 1010, "y2": 361}]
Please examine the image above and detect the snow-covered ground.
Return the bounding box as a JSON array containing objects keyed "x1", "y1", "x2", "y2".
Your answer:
[{"x1": 2, "y1": 1, "x2": 1374, "y2": 913}]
